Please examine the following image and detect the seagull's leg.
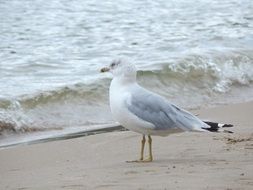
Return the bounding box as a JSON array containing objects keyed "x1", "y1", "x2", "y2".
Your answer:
[
  {"x1": 126, "y1": 135, "x2": 153, "y2": 163},
  {"x1": 126, "y1": 135, "x2": 146, "y2": 163},
  {"x1": 145, "y1": 135, "x2": 153, "y2": 162},
  {"x1": 140, "y1": 135, "x2": 146, "y2": 161}
]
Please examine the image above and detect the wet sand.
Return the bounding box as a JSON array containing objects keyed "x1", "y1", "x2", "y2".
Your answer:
[{"x1": 0, "y1": 101, "x2": 252, "y2": 190}]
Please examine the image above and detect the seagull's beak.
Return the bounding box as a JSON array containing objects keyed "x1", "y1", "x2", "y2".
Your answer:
[{"x1": 100, "y1": 67, "x2": 110, "y2": 73}]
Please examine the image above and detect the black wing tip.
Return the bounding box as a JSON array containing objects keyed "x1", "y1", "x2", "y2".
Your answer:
[
  {"x1": 201, "y1": 127, "x2": 234, "y2": 133},
  {"x1": 203, "y1": 121, "x2": 234, "y2": 128},
  {"x1": 202, "y1": 121, "x2": 234, "y2": 133},
  {"x1": 202, "y1": 127, "x2": 219, "y2": 132},
  {"x1": 222, "y1": 124, "x2": 233, "y2": 128}
]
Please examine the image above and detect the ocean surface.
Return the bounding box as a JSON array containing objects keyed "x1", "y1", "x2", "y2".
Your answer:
[{"x1": 0, "y1": 0, "x2": 253, "y2": 144}]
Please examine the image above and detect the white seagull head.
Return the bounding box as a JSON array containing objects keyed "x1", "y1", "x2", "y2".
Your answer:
[{"x1": 101, "y1": 59, "x2": 137, "y2": 81}]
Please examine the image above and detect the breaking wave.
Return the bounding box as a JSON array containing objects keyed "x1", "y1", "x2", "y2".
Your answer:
[
  {"x1": 139, "y1": 49, "x2": 253, "y2": 92},
  {"x1": 0, "y1": 79, "x2": 112, "y2": 134}
]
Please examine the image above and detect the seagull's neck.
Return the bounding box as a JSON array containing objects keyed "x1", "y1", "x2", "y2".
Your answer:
[{"x1": 111, "y1": 76, "x2": 137, "y2": 88}]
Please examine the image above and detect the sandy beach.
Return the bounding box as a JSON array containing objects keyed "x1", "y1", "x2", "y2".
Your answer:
[{"x1": 0, "y1": 101, "x2": 252, "y2": 190}]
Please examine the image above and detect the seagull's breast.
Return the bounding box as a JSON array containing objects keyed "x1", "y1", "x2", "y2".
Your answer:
[{"x1": 109, "y1": 79, "x2": 155, "y2": 134}]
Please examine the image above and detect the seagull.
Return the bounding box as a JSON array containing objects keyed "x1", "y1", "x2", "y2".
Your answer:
[{"x1": 101, "y1": 59, "x2": 233, "y2": 162}]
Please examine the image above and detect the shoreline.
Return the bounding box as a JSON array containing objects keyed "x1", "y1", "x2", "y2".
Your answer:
[
  {"x1": 0, "y1": 124, "x2": 125, "y2": 149},
  {"x1": 1, "y1": 98, "x2": 252, "y2": 149},
  {"x1": 0, "y1": 101, "x2": 252, "y2": 189}
]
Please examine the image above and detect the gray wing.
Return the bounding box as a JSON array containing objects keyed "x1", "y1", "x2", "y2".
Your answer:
[{"x1": 126, "y1": 87, "x2": 207, "y2": 131}]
